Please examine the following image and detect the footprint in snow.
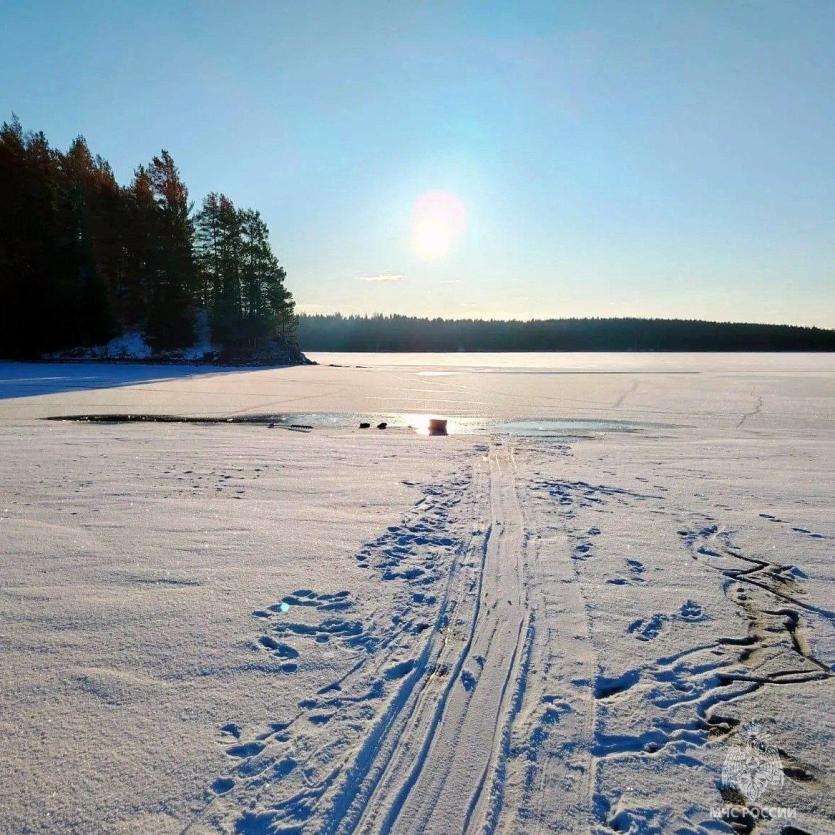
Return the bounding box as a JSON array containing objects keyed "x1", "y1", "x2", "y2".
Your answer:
[
  {"x1": 211, "y1": 777, "x2": 234, "y2": 794},
  {"x1": 384, "y1": 659, "x2": 417, "y2": 680},
  {"x1": 678, "y1": 599, "x2": 706, "y2": 622},
  {"x1": 226, "y1": 740, "x2": 264, "y2": 758},
  {"x1": 218, "y1": 723, "x2": 241, "y2": 742},
  {"x1": 627, "y1": 614, "x2": 668, "y2": 641},
  {"x1": 594, "y1": 668, "x2": 640, "y2": 700},
  {"x1": 257, "y1": 635, "x2": 299, "y2": 658},
  {"x1": 541, "y1": 696, "x2": 572, "y2": 723}
]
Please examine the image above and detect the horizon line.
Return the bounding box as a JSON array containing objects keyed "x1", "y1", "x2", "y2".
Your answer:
[{"x1": 295, "y1": 312, "x2": 835, "y2": 331}]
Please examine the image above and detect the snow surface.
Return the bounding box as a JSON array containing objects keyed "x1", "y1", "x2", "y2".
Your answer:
[
  {"x1": 0, "y1": 354, "x2": 833, "y2": 834},
  {"x1": 100, "y1": 331, "x2": 154, "y2": 360},
  {"x1": 45, "y1": 316, "x2": 216, "y2": 362}
]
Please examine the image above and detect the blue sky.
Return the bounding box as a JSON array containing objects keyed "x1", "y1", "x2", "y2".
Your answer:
[{"x1": 2, "y1": 1, "x2": 834, "y2": 326}]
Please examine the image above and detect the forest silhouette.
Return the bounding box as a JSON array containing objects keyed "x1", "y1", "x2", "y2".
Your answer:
[
  {"x1": 0, "y1": 117, "x2": 297, "y2": 359},
  {"x1": 298, "y1": 313, "x2": 835, "y2": 352}
]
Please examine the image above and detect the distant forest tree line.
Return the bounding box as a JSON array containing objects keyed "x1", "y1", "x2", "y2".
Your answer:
[
  {"x1": 0, "y1": 116, "x2": 297, "y2": 358},
  {"x1": 298, "y1": 314, "x2": 835, "y2": 352}
]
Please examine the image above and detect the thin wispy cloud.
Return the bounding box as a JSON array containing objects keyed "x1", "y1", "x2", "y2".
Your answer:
[{"x1": 357, "y1": 273, "x2": 407, "y2": 282}]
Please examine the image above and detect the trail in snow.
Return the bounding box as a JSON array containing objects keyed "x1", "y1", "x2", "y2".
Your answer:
[{"x1": 352, "y1": 443, "x2": 530, "y2": 835}]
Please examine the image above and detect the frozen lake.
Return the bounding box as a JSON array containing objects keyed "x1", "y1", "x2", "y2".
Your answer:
[
  {"x1": 2, "y1": 352, "x2": 834, "y2": 428},
  {"x1": 308, "y1": 350, "x2": 835, "y2": 372},
  {"x1": 0, "y1": 354, "x2": 833, "y2": 833}
]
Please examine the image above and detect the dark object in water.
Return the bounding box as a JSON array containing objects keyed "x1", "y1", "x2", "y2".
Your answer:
[
  {"x1": 377, "y1": 422, "x2": 388, "y2": 430},
  {"x1": 428, "y1": 418, "x2": 448, "y2": 436},
  {"x1": 268, "y1": 422, "x2": 276, "y2": 428},
  {"x1": 359, "y1": 422, "x2": 371, "y2": 429},
  {"x1": 289, "y1": 424, "x2": 313, "y2": 431}
]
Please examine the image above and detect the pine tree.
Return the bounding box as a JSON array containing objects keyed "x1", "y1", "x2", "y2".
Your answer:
[
  {"x1": 0, "y1": 117, "x2": 35, "y2": 355},
  {"x1": 195, "y1": 193, "x2": 241, "y2": 344},
  {"x1": 143, "y1": 150, "x2": 196, "y2": 349},
  {"x1": 117, "y1": 165, "x2": 157, "y2": 329},
  {"x1": 194, "y1": 192, "x2": 223, "y2": 308},
  {"x1": 238, "y1": 208, "x2": 273, "y2": 347},
  {"x1": 235, "y1": 208, "x2": 295, "y2": 348},
  {"x1": 58, "y1": 136, "x2": 118, "y2": 346}
]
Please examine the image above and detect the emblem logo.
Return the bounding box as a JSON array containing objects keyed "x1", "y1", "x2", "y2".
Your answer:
[{"x1": 721, "y1": 722, "x2": 784, "y2": 802}]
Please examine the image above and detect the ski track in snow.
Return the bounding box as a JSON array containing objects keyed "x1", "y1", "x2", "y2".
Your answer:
[
  {"x1": 183, "y1": 441, "x2": 834, "y2": 835},
  {"x1": 351, "y1": 443, "x2": 530, "y2": 835}
]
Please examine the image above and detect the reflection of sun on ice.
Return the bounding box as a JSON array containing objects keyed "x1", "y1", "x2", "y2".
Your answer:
[
  {"x1": 410, "y1": 190, "x2": 467, "y2": 261},
  {"x1": 403, "y1": 414, "x2": 453, "y2": 435}
]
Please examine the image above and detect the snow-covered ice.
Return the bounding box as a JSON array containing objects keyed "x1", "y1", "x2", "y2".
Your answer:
[{"x1": 0, "y1": 354, "x2": 833, "y2": 834}]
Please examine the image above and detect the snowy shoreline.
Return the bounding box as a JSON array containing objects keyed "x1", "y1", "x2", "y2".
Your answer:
[{"x1": 36, "y1": 326, "x2": 313, "y2": 368}]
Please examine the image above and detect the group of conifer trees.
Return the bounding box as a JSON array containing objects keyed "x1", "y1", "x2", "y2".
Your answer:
[
  {"x1": 0, "y1": 116, "x2": 296, "y2": 357},
  {"x1": 297, "y1": 313, "x2": 835, "y2": 351}
]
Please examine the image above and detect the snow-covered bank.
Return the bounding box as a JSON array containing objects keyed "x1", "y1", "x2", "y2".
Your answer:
[
  {"x1": 0, "y1": 356, "x2": 833, "y2": 833},
  {"x1": 41, "y1": 321, "x2": 311, "y2": 367}
]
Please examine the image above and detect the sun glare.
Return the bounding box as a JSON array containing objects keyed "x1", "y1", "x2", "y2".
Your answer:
[{"x1": 410, "y1": 190, "x2": 467, "y2": 261}]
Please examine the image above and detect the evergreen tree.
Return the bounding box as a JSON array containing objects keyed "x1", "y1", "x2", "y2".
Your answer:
[
  {"x1": 58, "y1": 136, "x2": 118, "y2": 346},
  {"x1": 116, "y1": 165, "x2": 157, "y2": 329},
  {"x1": 195, "y1": 192, "x2": 242, "y2": 344},
  {"x1": 194, "y1": 198, "x2": 296, "y2": 349},
  {"x1": 143, "y1": 150, "x2": 196, "y2": 349},
  {"x1": 194, "y1": 192, "x2": 223, "y2": 308},
  {"x1": 239, "y1": 208, "x2": 293, "y2": 347},
  {"x1": 0, "y1": 116, "x2": 38, "y2": 355},
  {"x1": 0, "y1": 119, "x2": 116, "y2": 354}
]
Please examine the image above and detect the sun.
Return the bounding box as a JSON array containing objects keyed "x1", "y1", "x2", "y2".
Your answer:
[{"x1": 410, "y1": 190, "x2": 467, "y2": 261}]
